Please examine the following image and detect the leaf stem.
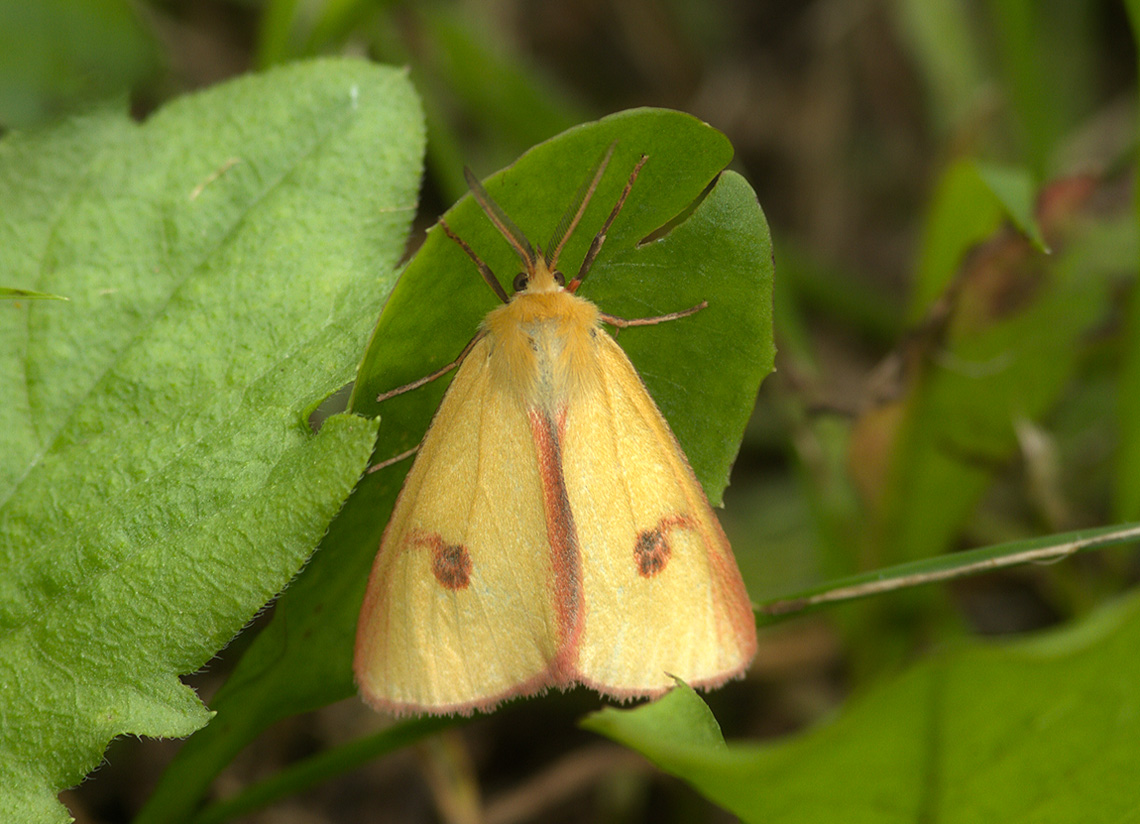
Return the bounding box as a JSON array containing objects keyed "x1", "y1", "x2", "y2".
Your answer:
[{"x1": 758, "y1": 522, "x2": 1140, "y2": 620}]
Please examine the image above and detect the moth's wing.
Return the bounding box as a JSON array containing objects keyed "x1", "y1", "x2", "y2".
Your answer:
[
  {"x1": 564, "y1": 333, "x2": 757, "y2": 697},
  {"x1": 354, "y1": 337, "x2": 562, "y2": 715}
]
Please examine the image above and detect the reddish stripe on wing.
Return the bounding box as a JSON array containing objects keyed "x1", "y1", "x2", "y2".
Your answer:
[{"x1": 529, "y1": 407, "x2": 583, "y2": 683}]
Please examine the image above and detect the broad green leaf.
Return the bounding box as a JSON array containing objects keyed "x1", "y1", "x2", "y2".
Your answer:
[
  {"x1": 0, "y1": 58, "x2": 423, "y2": 823},
  {"x1": 133, "y1": 463, "x2": 413, "y2": 824},
  {"x1": 353, "y1": 108, "x2": 773, "y2": 502},
  {"x1": 588, "y1": 591, "x2": 1140, "y2": 823},
  {"x1": 140, "y1": 109, "x2": 774, "y2": 823}
]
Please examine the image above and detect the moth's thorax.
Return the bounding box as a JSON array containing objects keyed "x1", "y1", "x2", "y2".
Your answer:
[{"x1": 482, "y1": 272, "x2": 601, "y2": 410}]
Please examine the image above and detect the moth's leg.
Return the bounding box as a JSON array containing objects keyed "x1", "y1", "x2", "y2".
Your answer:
[
  {"x1": 576, "y1": 153, "x2": 705, "y2": 330},
  {"x1": 598, "y1": 301, "x2": 708, "y2": 330},
  {"x1": 375, "y1": 332, "x2": 484, "y2": 403},
  {"x1": 366, "y1": 444, "x2": 419, "y2": 474}
]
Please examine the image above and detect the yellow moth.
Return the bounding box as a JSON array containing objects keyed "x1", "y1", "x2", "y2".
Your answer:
[{"x1": 354, "y1": 147, "x2": 757, "y2": 716}]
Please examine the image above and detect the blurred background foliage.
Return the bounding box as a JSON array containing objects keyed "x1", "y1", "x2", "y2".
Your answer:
[{"x1": 3, "y1": 0, "x2": 1138, "y2": 822}]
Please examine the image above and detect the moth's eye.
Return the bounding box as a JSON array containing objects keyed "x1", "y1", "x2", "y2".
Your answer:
[
  {"x1": 552, "y1": 270, "x2": 566, "y2": 286},
  {"x1": 512, "y1": 272, "x2": 528, "y2": 292}
]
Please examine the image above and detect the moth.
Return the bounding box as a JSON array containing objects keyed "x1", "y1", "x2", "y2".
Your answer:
[{"x1": 354, "y1": 147, "x2": 756, "y2": 715}]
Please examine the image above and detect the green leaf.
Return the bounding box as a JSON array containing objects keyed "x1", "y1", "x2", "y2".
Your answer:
[
  {"x1": 973, "y1": 161, "x2": 1047, "y2": 252},
  {"x1": 192, "y1": 716, "x2": 460, "y2": 824},
  {"x1": 0, "y1": 287, "x2": 68, "y2": 300},
  {"x1": 1129, "y1": 0, "x2": 1140, "y2": 54},
  {"x1": 0, "y1": 0, "x2": 158, "y2": 129},
  {"x1": 140, "y1": 109, "x2": 774, "y2": 823},
  {"x1": 878, "y1": 179, "x2": 1109, "y2": 565},
  {"x1": 891, "y1": 0, "x2": 987, "y2": 133},
  {"x1": 758, "y1": 521, "x2": 1140, "y2": 620},
  {"x1": 1116, "y1": 4, "x2": 1140, "y2": 521},
  {"x1": 0, "y1": 58, "x2": 423, "y2": 823},
  {"x1": 411, "y1": 7, "x2": 590, "y2": 202},
  {"x1": 354, "y1": 108, "x2": 773, "y2": 501},
  {"x1": 910, "y1": 159, "x2": 1045, "y2": 320},
  {"x1": 588, "y1": 592, "x2": 1140, "y2": 823},
  {"x1": 988, "y1": 0, "x2": 1097, "y2": 177},
  {"x1": 582, "y1": 679, "x2": 727, "y2": 753},
  {"x1": 1121, "y1": 295, "x2": 1140, "y2": 505}
]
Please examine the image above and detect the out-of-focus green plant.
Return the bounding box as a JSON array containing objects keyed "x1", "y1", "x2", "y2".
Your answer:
[
  {"x1": 2, "y1": 2, "x2": 1139, "y2": 823},
  {"x1": 0, "y1": 0, "x2": 158, "y2": 129}
]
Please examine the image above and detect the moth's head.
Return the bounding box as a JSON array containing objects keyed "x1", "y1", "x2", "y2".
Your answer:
[{"x1": 511, "y1": 259, "x2": 566, "y2": 297}]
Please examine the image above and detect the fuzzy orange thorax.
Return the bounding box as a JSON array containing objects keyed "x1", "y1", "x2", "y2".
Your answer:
[{"x1": 482, "y1": 261, "x2": 601, "y2": 409}]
